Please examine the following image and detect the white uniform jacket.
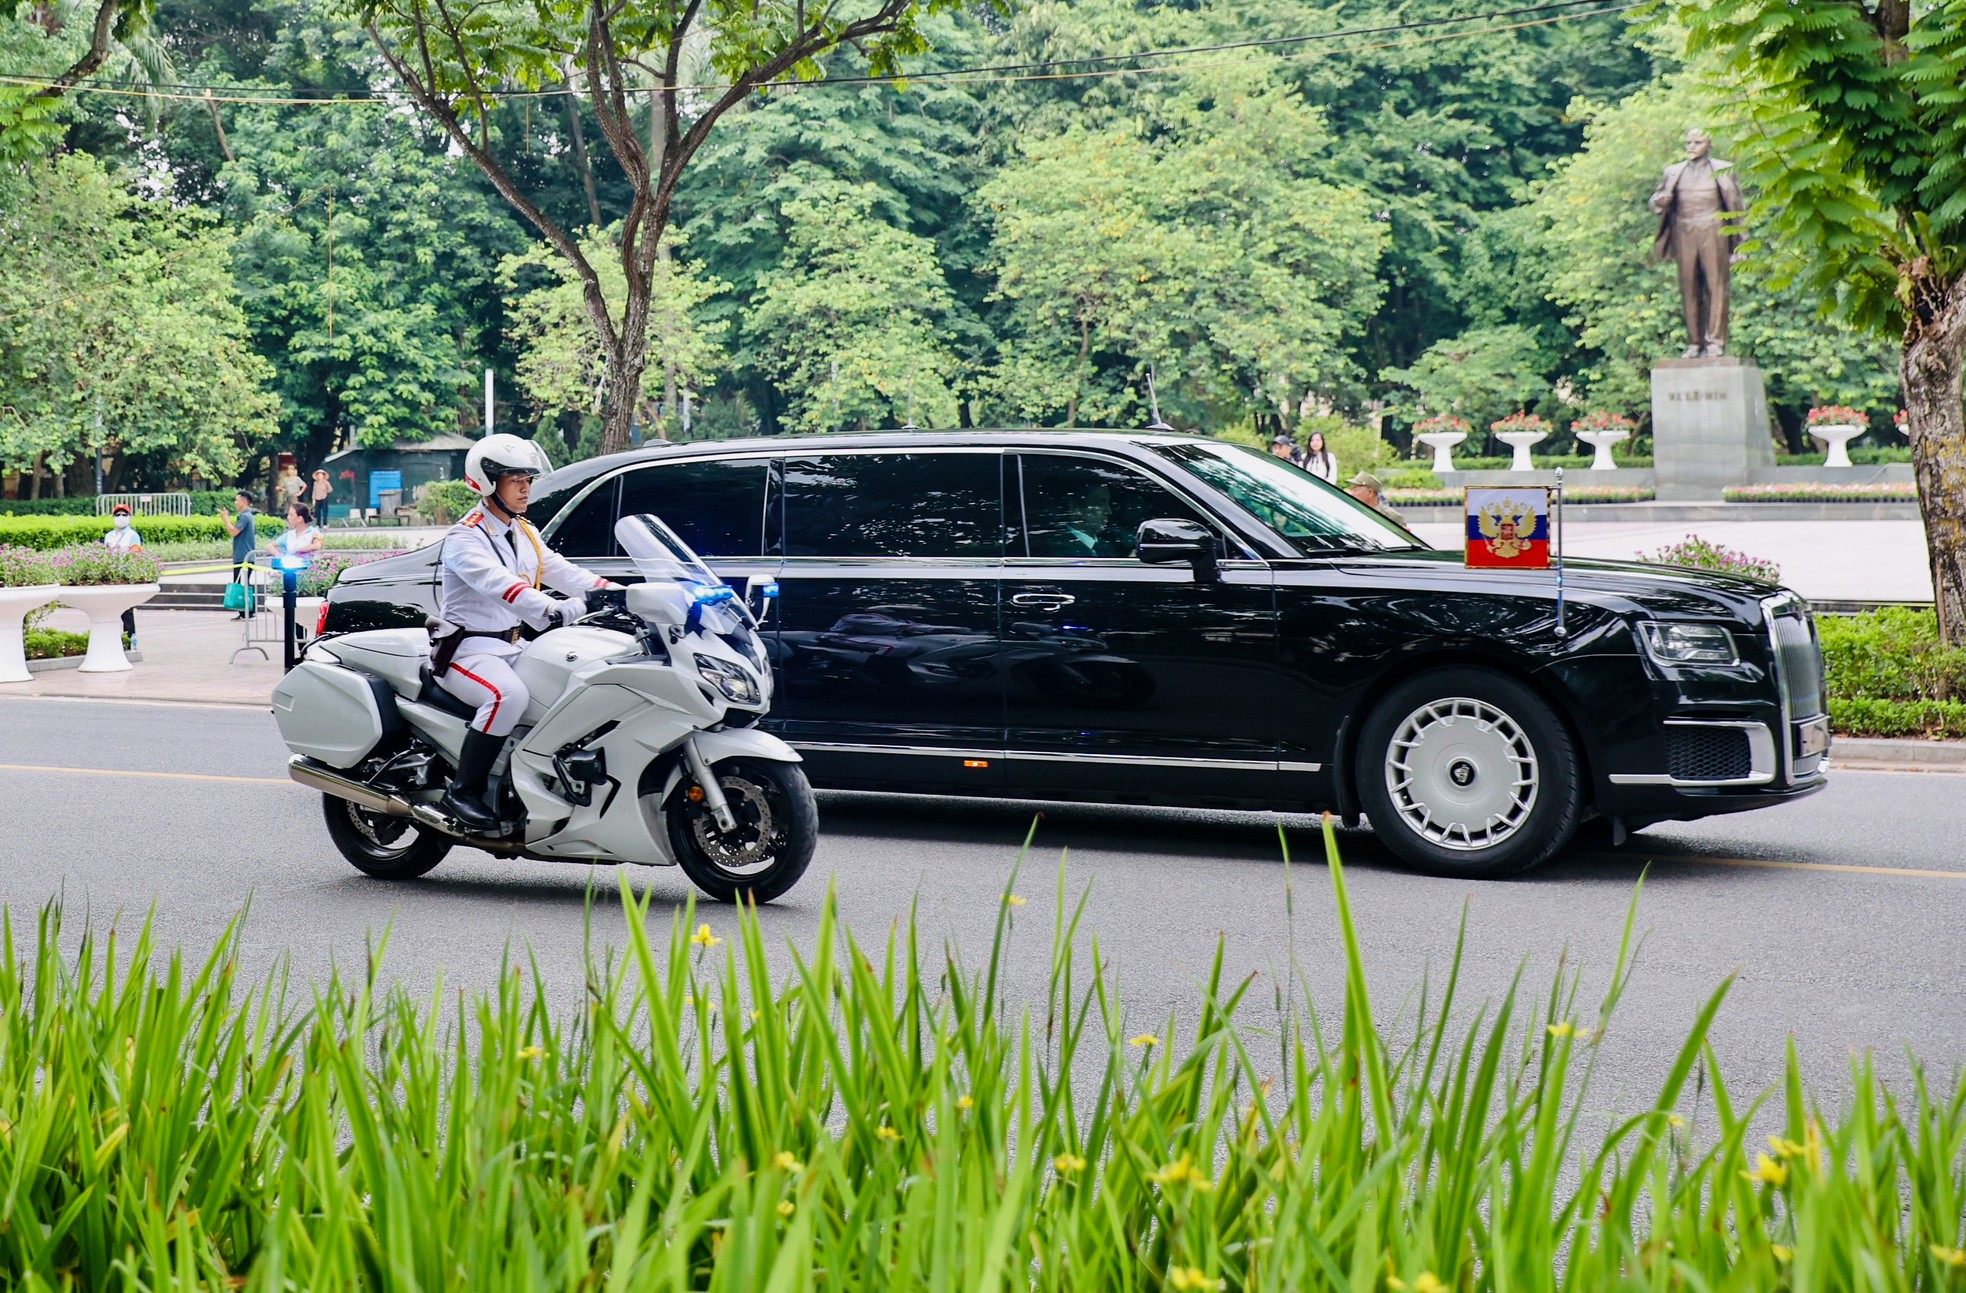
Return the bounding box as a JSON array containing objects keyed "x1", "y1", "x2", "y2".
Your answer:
[{"x1": 438, "y1": 506, "x2": 610, "y2": 651}]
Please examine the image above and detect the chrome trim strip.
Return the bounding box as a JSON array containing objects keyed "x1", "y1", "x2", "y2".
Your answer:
[
  {"x1": 1762, "y1": 594, "x2": 1796, "y2": 786},
  {"x1": 1608, "y1": 719, "x2": 1776, "y2": 788},
  {"x1": 789, "y1": 741, "x2": 1318, "y2": 773}
]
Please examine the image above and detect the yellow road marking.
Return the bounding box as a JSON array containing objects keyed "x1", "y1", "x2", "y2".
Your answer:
[
  {"x1": 0, "y1": 762, "x2": 295, "y2": 787},
  {"x1": 1620, "y1": 854, "x2": 1966, "y2": 882}
]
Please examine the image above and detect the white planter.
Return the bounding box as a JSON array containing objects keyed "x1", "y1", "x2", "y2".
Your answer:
[
  {"x1": 296, "y1": 596, "x2": 326, "y2": 642},
  {"x1": 1575, "y1": 428, "x2": 1632, "y2": 471},
  {"x1": 56, "y1": 583, "x2": 159, "y2": 673},
  {"x1": 0, "y1": 585, "x2": 61, "y2": 685},
  {"x1": 1414, "y1": 431, "x2": 1468, "y2": 475},
  {"x1": 1495, "y1": 429, "x2": 1550, "y2": 472},
  {"x1": 1808, "y1": 423, "x2": 1863, "y2": 469}
]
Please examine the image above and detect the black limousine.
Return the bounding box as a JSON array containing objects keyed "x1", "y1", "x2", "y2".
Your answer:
[{"x1": 324, "y1": 430, "x2": 1829, "y2": 877}]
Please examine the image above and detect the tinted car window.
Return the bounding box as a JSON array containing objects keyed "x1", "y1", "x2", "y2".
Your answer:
[
  {"x1": 615, "y1": 458, "x2": 771, "y2": 557},
  {"x1": 1013, "y1": 453, "x2": 1210, "y2": 558},
  {"x1": 783, "y1": 453, "x2": 1001, "y2": 558},
  {"x1": 544, "y1": 475, "x2": 620, "y2": 558}
]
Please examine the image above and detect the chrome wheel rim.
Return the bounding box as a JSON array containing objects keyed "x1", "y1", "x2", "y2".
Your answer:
[
  {"x1": 686, "y1": 775, "x2": 782, "y2": 876},
  {"x1": 1384, "y1": 696, "x2": 1539, "y2": 851}
]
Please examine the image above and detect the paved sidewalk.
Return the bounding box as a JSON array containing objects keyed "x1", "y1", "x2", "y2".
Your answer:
[{"x1": 6, "y1": 608, "x2": 283, "y2": 706}]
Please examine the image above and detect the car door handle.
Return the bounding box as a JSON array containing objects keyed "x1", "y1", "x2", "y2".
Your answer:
[{"x1": 1011, "y1": 593, "x2": 1076, "y2": 609}]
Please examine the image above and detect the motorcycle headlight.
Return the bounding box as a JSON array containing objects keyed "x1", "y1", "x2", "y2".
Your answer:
[
  {"x1": 1638, "y1": 621, "x2": 1739, "y2": 666},
  {"x1": 697, "y1": 655, "x2": 761, "y2": 705}
]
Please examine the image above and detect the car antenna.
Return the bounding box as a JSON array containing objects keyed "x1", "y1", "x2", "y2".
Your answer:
[
  {"x1": 901, "y1": 374, "x2": 919, "y2": 431},
  {"x1": 1144, "y1": 368, "x2": 1172, "y2": 430}
]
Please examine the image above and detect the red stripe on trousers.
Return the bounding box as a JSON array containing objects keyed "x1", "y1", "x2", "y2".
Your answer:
[{"x1": 448, "y1": 664, "x2": 502, "y2": 732}]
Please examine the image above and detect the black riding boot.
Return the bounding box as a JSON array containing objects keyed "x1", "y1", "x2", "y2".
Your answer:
[{"x1": 440, "y1": 728, "x2": 505, "y2": 833}]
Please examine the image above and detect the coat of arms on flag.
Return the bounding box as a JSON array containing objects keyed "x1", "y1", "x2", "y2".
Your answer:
[{"x1": 1464, "y1": 488, "x2": 1552, "y2": 569}]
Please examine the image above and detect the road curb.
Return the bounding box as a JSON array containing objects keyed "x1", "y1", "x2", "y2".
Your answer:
[{"x1": 1831, "y1": 736, "x2": 1966, "y2": 771}]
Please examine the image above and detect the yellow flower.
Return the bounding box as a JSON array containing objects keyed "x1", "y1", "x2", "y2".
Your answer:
[
  {"x1": 1149, "y1": 1154, "x2": 1213, "y2": 1191},
  {"x1": 1769, "y1": 1135, "x2": 1808, "y2": 1159},
  {"x1": 1547, "y1": 1021, "x2": 1575, "y2": 1039},
  {"x1": 1667, "y1": 1115, "x2": 1687, "y2": 1129},
  {"x1": 1004, "y1": 894, "x2": 1027, "y2": 907},
  {"x1": 875, "y1": 1124, "x2": 901, "y2": 1143},
  {"x1": 1129, "y1": 1034, "x2": 1160, "y2": 1049},
  {"x1": 1771, "y1": 1245, "x2": 1793, "y2": 1263},
  {"x1": 1933, "y1": 1245, "x2": 1966, "y2": 1268},
  {"x1": 517, "y1": 1045, "x2": 544, "y2": 1062},
  {"x1": 1412, "y1": 1276, "x2": 1449, "y2": 1293},
  {"x1": 777, "y1": 1199, "x2": 796, "y2": 1219},
  {"x1": 1054, "y1": 1152, "x2": 1087, "y2": 1174},
  {"x1": 956, "y1": 1095, "x2": 975, "y2": 1112},
  {"x1": 773, "y1": 1151, "x2": 803, "y2": 1173},
  {"x1": 690, "y1": 923, "x2": 722, "y2": 950},
  {"x1": 1167, "y1": 1267, "x2": 1223, "y2": 1291},
  {"x1": 1742, "y1": 1153, "x2": 1789, "y2": 1187}
]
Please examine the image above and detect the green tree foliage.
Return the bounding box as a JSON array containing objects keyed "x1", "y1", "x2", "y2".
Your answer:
[
  {"x1": 1380, "y1": 325, "x2": 1552, "y2": 438},
  {"x1": 0, "y1": 153, "x2": 277, "y2": 492},
  {"x1": 1670, "y1": 0, "x2": 1966, "y2": 638},
  {"x1": 0, "y1": 0, "x2": 166, "y2": 164},
  {"x1": 499, "y1": 230, "x2": 727, "y2": 443},
  {"x1": 979, "y1": 66, "x2": 1385, "y2": 429},
  {"x1": 1523, "y1": 76, "x2": 1898, "y2": 428},
  {"x1": 746, "y1": 181, "x2": 961, "y2": 432}
]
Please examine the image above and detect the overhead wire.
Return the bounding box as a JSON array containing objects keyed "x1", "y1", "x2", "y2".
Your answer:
[{"x1": 0, "y1": 0, "x2": 1643, "y2": 108}]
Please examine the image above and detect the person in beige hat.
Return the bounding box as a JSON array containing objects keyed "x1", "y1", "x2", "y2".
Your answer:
[{"x1": 1346, "y1": 471, "x2": 1404, "y2": 524}]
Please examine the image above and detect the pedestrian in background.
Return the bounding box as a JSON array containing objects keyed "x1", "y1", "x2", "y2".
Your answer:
[
  {"x1": 267, "y1": 503, "x2": 324, "y2": 565},
  {"x1": 1303, "y1": 430, "x2": 1339, "y2": 484},
  {"x1": 308, "y1": 469, "x2": 334, "y2": 521},
  {"x1": 103, "y1": 502, "x2": 143, "y2": 649},
  {"x1": 1346, "y1": 471, "x2": 1405, "y2": 525},
  {"x1": 222, "y1": 491, "x2": 257, "y2": 619},
  {"x1": 1270, "y1": 434, "x2": 1300, "y2": 465}
]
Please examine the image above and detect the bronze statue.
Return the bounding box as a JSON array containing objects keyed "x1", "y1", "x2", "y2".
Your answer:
[{"x1": 1649, "y1": 129, "x2": 1746, "y2": 359}]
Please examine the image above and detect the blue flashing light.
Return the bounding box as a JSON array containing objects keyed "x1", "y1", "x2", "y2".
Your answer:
[
  {"x1": 757, "y1": 581, "x2": 780, "y2": 600},
  {"x1": 272, "y1": 554, "x2": 310, "y2": 572},
  {"x1": 691, "y1": 584, "x2": 738, "y2": 604}
]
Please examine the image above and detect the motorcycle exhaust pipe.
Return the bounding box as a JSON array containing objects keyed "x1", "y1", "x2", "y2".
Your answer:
[
  {"x1": 289, "y1": 756, "x2": 526, "y2": 851},
  {"x1": 288, "y1": 756, "x2": 412, "y2": 817}
]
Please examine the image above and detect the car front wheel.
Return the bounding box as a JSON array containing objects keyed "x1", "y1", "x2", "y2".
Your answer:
[{"x1": 1355, "y1": 667, "x2": 1584, "y2": 878}]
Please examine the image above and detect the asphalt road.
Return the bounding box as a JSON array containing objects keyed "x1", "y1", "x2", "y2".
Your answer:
[{"x1": 4, "y1": 693, "x2": 1962, "y2": 1116}]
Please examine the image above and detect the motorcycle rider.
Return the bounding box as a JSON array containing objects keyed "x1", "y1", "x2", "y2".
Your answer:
[{"x1": 433, "y1": 433, "x2": 617, "y2": 831}]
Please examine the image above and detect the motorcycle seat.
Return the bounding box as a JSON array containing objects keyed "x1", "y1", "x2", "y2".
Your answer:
[{"x1": 417, "y1": 665, "x2": 482, "y2": 721}]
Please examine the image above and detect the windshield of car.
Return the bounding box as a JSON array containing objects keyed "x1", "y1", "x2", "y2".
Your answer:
[{"x1": 1152, "y1": 442, "x2": 1424, "y2": 557}]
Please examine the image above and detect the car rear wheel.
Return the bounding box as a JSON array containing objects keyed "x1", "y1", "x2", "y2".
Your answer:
[{"x1": 1355, "y1": 667, "x2": 1583, "y2": 878}]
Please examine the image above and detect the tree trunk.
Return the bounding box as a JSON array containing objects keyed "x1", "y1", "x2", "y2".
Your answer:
[
  {"x1": 598, "y1": 340, "x2": 646, "y2": 456},
  {"x1": 1901, "y1": 270, "x2": 1966, "y2": 645},
  {"x1": 563, "y1": 84, "x2": 602, "y2": 230}
]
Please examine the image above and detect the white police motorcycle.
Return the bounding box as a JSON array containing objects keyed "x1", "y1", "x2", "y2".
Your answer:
[{"x1": 271, "y1": 514, "x2": 816, "y2": 903}]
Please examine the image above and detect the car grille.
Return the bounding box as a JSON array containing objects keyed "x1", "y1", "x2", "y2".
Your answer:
[
  {"x1": 1666, "y1": 726, "x2": 1753, "y2": 782},
  {"x1": 1770, "y1": 610, "x2": 1826, "y2": 718}
]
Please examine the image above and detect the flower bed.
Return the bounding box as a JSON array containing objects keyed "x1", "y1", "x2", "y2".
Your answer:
[
  {"x1": 1635, "y1": 534, "x2": 1780, "y2": 583},
  {"x1": 43, "y1": 543, "x2": 161, "y2": 586},
  {"x1": 1723, "y1": 482, "x2": 1917, "y2": 502},
  {"x1": 296, "y1": 550, "x2": 406, "y2": 598},
  {"x1": 1389, "y1": 486, "x2": 1654, "y2": 506}
]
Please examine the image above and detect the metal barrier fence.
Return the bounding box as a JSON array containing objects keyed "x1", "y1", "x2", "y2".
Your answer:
[
  {"x1": 96, "y1": 492, "x2": 193, "y2": 517},
  {"x1": 231, "y1": 553, "x2": 314, "y2": 664}
]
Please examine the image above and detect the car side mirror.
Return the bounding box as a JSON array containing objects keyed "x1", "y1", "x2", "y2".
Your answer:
[{"x1": 1136, "y1": 518, "x2": 1218, "y2": 581}]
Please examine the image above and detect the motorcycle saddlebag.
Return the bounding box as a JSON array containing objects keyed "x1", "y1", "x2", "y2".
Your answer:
[{"x1": 271, "y1": 661, "x2": 405, "y2": 769}]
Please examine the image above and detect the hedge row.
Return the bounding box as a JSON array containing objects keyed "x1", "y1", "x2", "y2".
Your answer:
[
  {"x1": 0, "y1": 514, "x2": 227, "y2": 550},
  {"x1": 1819, "y1": 607, "x2": 1966, "y2": 740},
  {"x1": 0, "y1": 490, "x2": 260, "y2": 518}
]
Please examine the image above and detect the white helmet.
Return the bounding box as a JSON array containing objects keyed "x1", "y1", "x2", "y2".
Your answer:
[{"x1": 463, "y1": 433, "x2": 552, "y2": 498}]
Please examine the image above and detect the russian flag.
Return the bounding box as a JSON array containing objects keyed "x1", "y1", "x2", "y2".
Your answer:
[{"x1": 1464, "y1": 488, "x2": 1552, "y2": 569}]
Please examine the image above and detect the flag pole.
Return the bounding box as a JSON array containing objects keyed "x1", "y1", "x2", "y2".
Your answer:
[{"x1": 1554, "y1": 466, "x2": 1567, "y2": 637}]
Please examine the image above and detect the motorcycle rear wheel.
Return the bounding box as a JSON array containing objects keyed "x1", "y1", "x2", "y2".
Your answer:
[
  {"x1": 665, "y1": 759, "x2": 818, "y2": 904},
  {"x1": 321, "y1": 793, "x2": 451, "y2": 879}
]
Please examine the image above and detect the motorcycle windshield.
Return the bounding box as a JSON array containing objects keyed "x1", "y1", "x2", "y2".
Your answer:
[
  {"x1": 614, "y1": 512, "x2": 752, "y2": 638},
  {"x1": 616, "y1": 513, "x2": 721, "y2": 586}
]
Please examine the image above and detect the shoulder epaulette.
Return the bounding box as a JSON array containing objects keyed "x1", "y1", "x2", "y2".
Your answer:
[{"x1": 460, "y1": 509, "x2": 485, "y2": 528}]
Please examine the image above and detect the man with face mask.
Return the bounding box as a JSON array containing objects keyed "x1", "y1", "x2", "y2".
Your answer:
[
  {"x1": 101, "y1": 503, "x2": 144, "y2": 648},
  {"x1": 429, "y1": 433, "x2": 619, "y2": 832}
]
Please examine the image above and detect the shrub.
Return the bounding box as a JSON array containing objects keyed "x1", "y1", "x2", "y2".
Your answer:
[
  {"x1": 6, "y1": 830, "x2": 1966, "y2": 1288},
  {"x1": 1635, "y1": 534, "x2": 1780, "y2": 583},
  {"x1": 23, "y1": 629, "x2": 89, "y2": 661},
  {"x1": 0, "y1": 514, "x2": 226, "y2": 551},
  {"x1": 1819, "y1": 607, "x2": 1966, "y2": 738},
  {"x1": 1390, "y1": 486, "x2": 1654, "y2": 507},
  {"x1": 43, "y1": 543, "x2": 161, "y2": 586},
  {"x1": 296, "y1": 550, "x2": 406, "y2": 598},
  {"x1": 416, "y1": 479, "x2": 481, "y2": 525}
]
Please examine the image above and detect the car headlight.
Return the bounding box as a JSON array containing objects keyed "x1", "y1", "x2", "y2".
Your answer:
[
  {"x1": 697, "y1": 655, "x2": 761, "y2": 705},
  {"x1": 1638, "y1": 621, "x2": 1739, "y2": 666}
]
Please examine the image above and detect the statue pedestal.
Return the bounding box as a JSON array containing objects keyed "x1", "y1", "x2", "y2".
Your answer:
[{"x1": 1650, "y1": 357, "x2": 1774, "y2": 501}]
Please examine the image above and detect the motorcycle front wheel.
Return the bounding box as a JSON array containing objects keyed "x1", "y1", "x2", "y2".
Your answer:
[
  {"x1": 321, "y1": 793, "x2": 451, "y2": 879},
  {"x1": 665, "y1": 759, "x2": 818, "y2": 904}
]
